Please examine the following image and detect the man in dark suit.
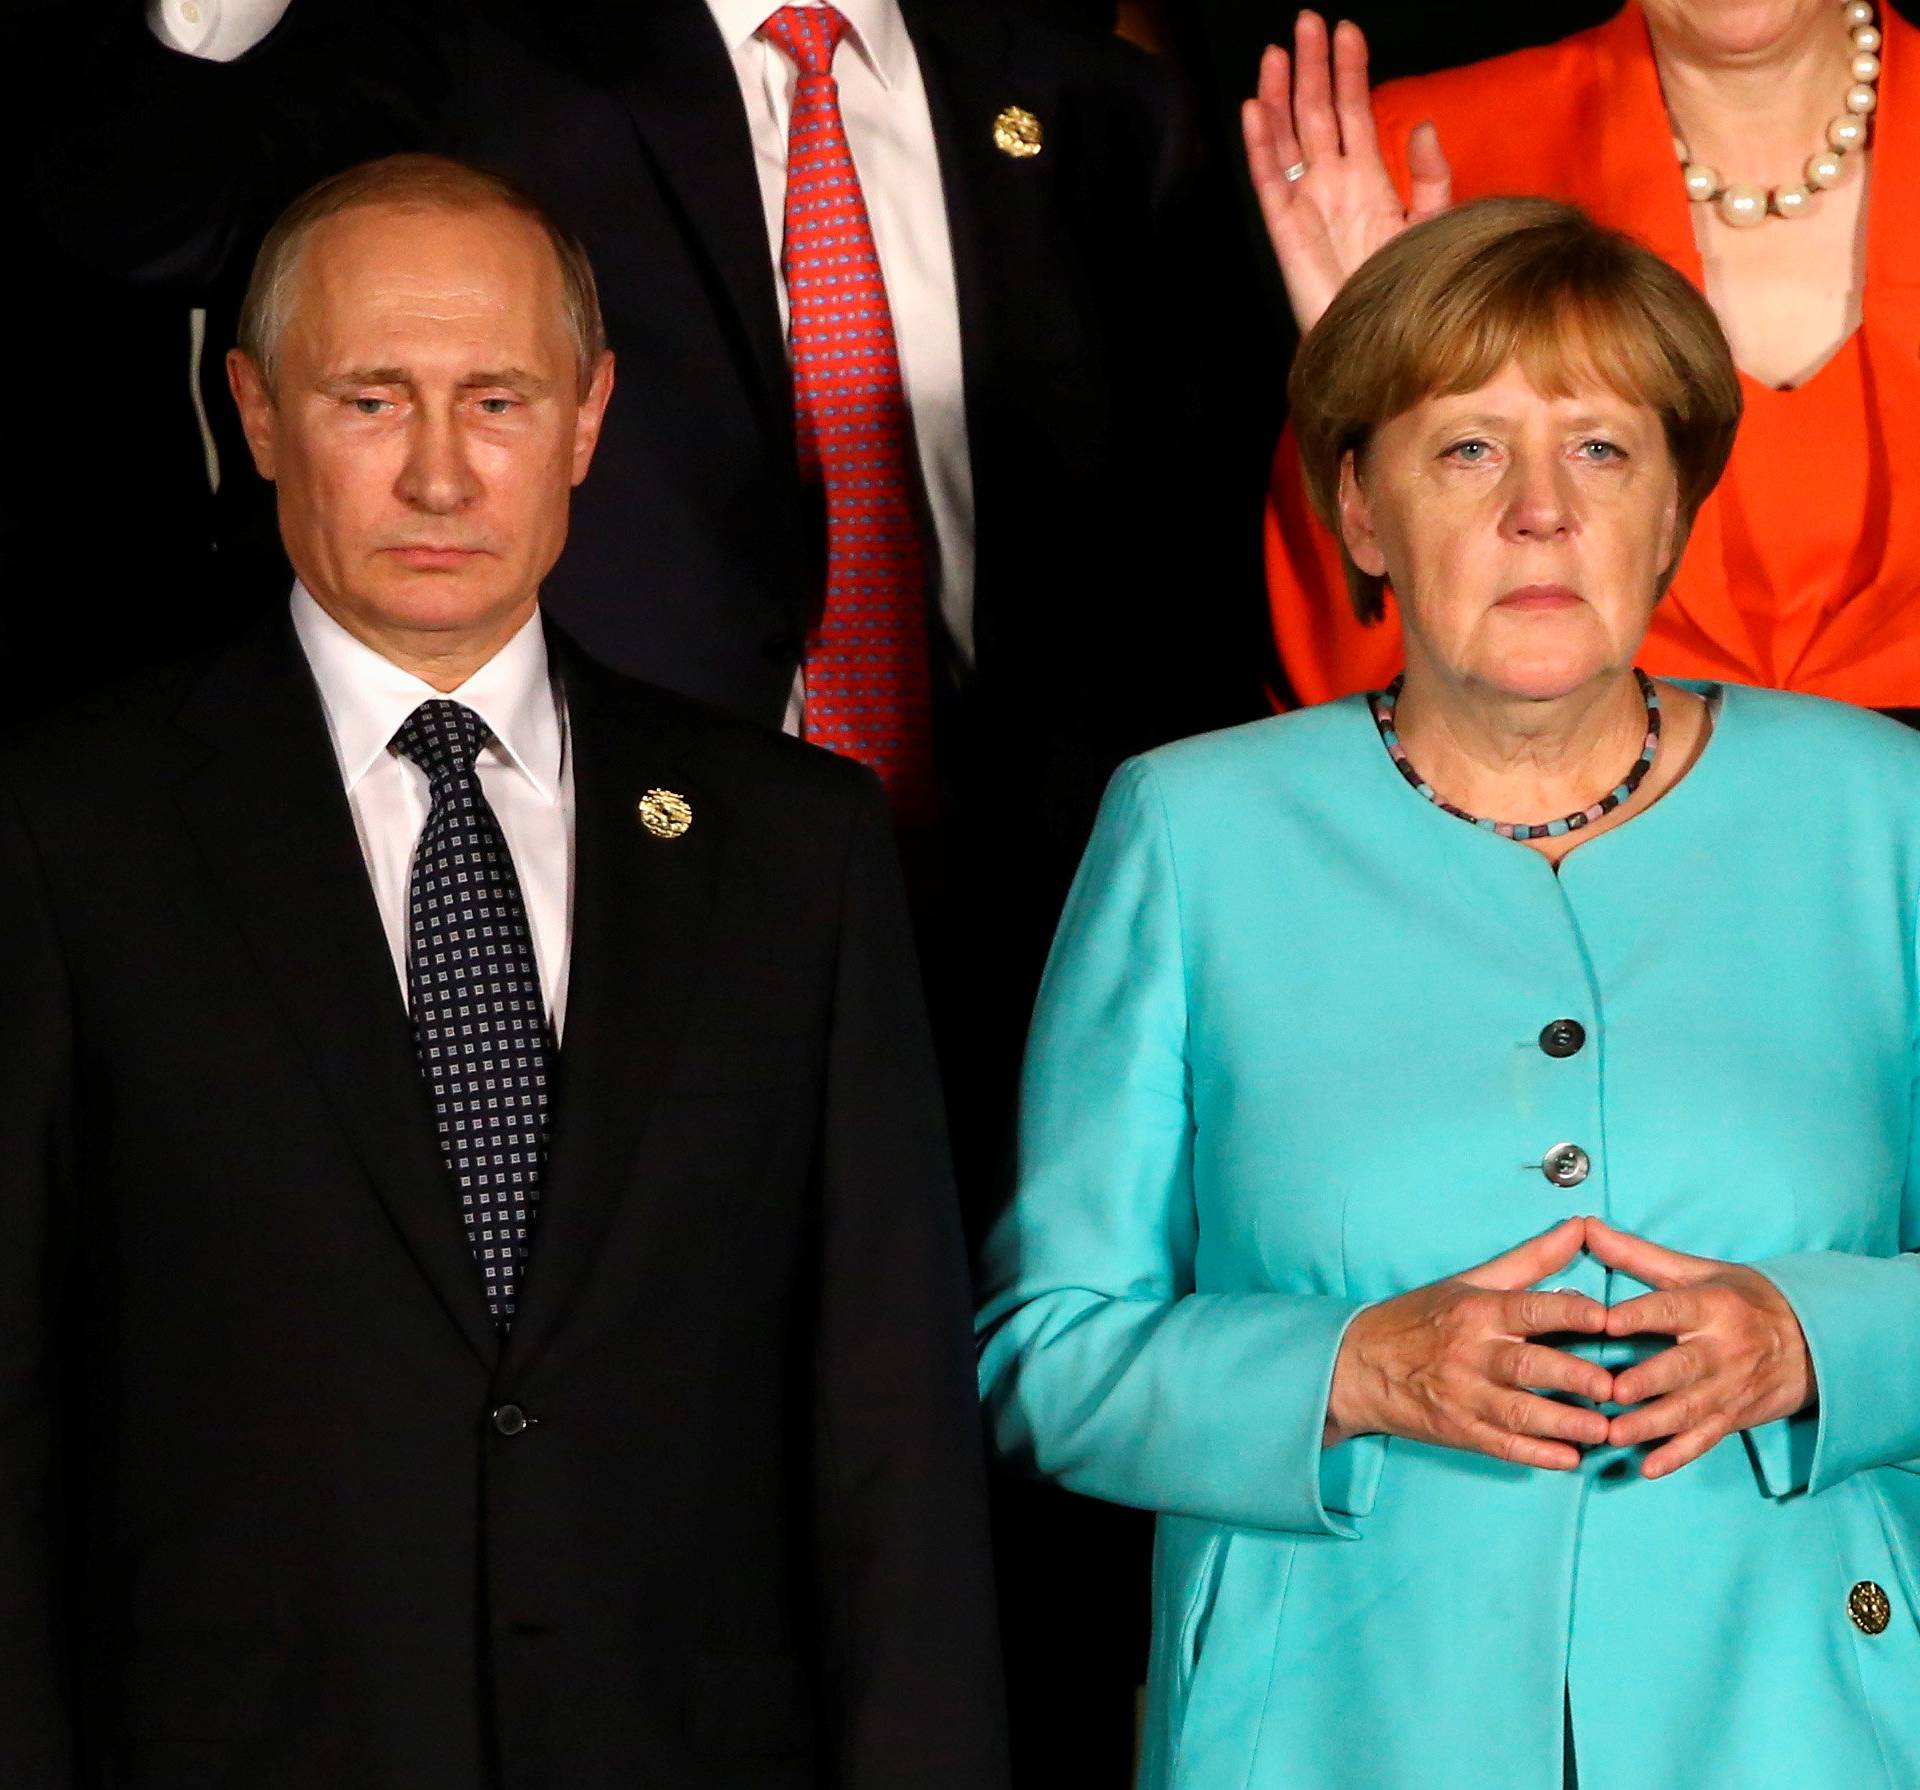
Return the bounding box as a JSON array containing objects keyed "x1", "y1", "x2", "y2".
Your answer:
[
  {"x1": 0, "y1": 154, "x2": 1005, "y2": 1790},
  {"x1": 44, "y1": 4, "x2": 1273, "y2": 1772}
]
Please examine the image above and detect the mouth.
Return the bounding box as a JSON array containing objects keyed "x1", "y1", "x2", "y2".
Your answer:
[
  {"x1": 1496, "y1": 583, "x2": 1581, "y2": 612},
  {"x1": 383, "y1": 546, "x2": 487, "y2": 571}
]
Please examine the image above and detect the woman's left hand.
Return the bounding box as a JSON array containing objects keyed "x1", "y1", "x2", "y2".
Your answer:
[{"x1": 1585, "y1": 1216, "x2": 1815, "y2": 1479}]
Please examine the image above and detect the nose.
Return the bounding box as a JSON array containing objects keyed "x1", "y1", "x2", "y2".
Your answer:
[
  {"x1": 395, "y1": 408, "x2": 480, "y2": 515},
  {"x1": 1499, "y1": 455, "x2": 1576, "y2": 544}
]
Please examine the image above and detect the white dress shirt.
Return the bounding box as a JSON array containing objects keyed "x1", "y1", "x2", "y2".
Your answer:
[
  {"x1": 152, "y1": 0, "x2": 979, "y2": 734},
  {"x1": 290, "y1": 586, "x2": 576, "y2": 1038}
]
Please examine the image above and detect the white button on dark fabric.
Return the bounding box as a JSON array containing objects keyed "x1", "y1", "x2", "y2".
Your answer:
[{"x1": 393, "y1": 700, "x2": 552, "y2": 1327}]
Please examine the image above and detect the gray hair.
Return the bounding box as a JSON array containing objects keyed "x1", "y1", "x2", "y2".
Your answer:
[{"x1": 236, "y1": 153, "x2": 608, "y2": 395}]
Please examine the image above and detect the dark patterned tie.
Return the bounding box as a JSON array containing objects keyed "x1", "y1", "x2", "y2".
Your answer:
[{"x1": 392, "y1": 700, "x2": 552, "y2": 1326}]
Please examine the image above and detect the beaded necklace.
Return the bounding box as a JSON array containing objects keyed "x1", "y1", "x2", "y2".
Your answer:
[
  {"x1": 1368, "y1": 671, "x2": 1661, "y2": 842},
  {"x1": 1674, "y1": 1, "x2": 1882, "y2": 228}
]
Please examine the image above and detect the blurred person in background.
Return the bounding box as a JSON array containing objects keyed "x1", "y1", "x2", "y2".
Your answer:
[{"x1": 1249, "y1": 0, "x2": 1920, "y2": 721}]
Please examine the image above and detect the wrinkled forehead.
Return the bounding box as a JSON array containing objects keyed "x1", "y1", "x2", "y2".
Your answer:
[{"x1": 286, "y1": 202, "x2": 570, "y2": 365}]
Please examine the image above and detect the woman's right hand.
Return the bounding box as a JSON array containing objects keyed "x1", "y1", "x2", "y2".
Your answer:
[
  {"x1": 1324, "y1": 1216, "x2": 1613, "y2": 1469},
  {"x1": 1241, "y1": 11, "x2": 1453, "y2": 333}
]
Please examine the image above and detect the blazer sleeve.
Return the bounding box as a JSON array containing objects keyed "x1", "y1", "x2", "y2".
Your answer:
[
  {"x1": 1744, "y1": 887, "x2": 1920, "y2": 1498},
  {"x1": 975, "y1": 757, "x2": 1380, "y2": 1538},
  {"x1": 809, "y1": 772, "x2": 1010, "y2": 1790},
  {"x1": 0, "y1": 770, "x2": 77, "y2": 1783},
  {"x1": 37, "y1": 0, "x2": 449, "y2": 291}
]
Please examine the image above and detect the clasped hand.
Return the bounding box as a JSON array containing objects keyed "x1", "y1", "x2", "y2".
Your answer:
[{"x1": 1324, "y1": 1216, "x2": 1814, "y2": 1480}]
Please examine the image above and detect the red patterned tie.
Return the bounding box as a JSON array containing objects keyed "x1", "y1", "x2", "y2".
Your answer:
[{"x1": 760, "y1": 4, "x2": 938, "y2": 824}]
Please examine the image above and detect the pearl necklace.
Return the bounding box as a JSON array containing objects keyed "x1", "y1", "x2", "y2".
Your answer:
[
  {"x1": 1674, "y1": 0, "x2": 1882, "y2": 227},
  {"x1": 1369, "y1": 672, "x2": 1662, "y2": 842}
]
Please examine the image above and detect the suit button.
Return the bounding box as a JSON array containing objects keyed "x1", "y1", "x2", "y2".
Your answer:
[
  {"x1": 491, "y1": 1404, "x2": 531, "y2": 1437},
  {"x1": 1849, "y1": 1581, "x2": 1892, "y2": 1635},
  {"x1": 1539, "y1": 1019, "x2": 1586, "y2": 1058},
  {"x1": 1541, "y1": 1143, "x2": 1590, "y2": 1187}
]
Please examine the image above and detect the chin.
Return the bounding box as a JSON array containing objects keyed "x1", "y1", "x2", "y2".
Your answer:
[
  {"x1": 1668, "y1": 0, "x2": 1818, "y2": 55},
  {"x1": 1479, "y1": 652, "x2": 1623, "y2": 705},
  {"x1": 370, "y1": 568, "x2": 518, "y2": 634}
]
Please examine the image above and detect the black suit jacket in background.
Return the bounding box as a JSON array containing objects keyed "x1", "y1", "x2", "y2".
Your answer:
[{"x1": 0, "y1": 618, "x2": 1007, "y2": 1789}]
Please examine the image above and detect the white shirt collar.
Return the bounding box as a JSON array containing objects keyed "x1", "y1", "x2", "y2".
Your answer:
[
  {"x1": 705, "y1": 0, "x2": 908, "y2": 90},
  {"x1": 290, "y1": 584, "x2": 565, "y2": 803}
]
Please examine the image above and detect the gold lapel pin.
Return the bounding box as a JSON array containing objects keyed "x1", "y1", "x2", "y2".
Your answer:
[
  {"x1": 993, "y1": 106, "x2": 1043, "y2": 160},
  {"x1": 636, "y1": 788, "x2": 693, "y2": 840}
]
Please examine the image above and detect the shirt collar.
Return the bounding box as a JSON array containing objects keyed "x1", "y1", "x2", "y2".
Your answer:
[
  {"x1": 290, "y1": 584, "x2": 565, "y2": 802},
  {"x1": 705, "y1": 0, "x2": 908, "y2": 90}
]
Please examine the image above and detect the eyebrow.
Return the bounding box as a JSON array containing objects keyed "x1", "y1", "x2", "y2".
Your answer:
[
  {"x1": 1431, "y1": 407, "x2": 1634, "y2": 431},
  {"x1": 462, "y1": 368, "x2": 553, "y2": 396},
  {"x1": 319, "y1": 368, "x2": 411, "y2": 393},
  {"x1": 317, "y1": 367, "x2": 555, "y2": 396}
]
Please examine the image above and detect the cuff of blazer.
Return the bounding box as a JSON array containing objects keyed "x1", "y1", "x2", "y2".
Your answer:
[
  {"x1": 1301, "y1": 1301, "x2": 1379, "y2": 1538},
  {"x1": 1751, "y1": 1250, "x2": 1920, "y2": 1496},
  {"x1": 1742, "y1": 1406, "x2": 1819, "y2": 1500},
  {"x1": 1319, "y1": 1431, "x2": 1387, "y2": 1520}
]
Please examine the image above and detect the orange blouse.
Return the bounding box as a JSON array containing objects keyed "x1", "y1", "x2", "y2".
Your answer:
[{"x1": 1265, "y1": 2, "x2": 1920, "y2": 711}]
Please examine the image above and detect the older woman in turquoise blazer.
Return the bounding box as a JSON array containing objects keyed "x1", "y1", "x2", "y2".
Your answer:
[{"x1": 977, "y1": 196, "x2": 1920, "y2": 1789}]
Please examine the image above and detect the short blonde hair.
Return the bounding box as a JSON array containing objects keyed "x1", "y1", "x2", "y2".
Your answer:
[
  {"x1": 1288, "y1": 196, "x2": 1742, "y2": 624},
  {"x1": 237, "y1": 153, "x2": 608, "y2": 397}
]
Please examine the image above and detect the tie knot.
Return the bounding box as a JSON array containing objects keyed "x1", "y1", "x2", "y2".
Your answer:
[
  {"x1": 759, "y1": 3, "x2": 849, "y2": 76},
  {"x1": 392, "y1": 699, "x2": 491, "y2": 782}
]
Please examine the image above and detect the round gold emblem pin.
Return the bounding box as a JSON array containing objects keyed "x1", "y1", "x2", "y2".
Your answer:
[
  {"x1": 993, "y1": 106, "x2": 1043, "y2": 159},
  {"x1": 637, "y1": 788, "x2": 693, "y2": 839},
  {"x1": 1849, "y1": 1580, "x2": 1892, "y2": 1636}
]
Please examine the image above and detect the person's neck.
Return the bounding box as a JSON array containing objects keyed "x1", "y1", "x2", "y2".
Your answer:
[
  {"x1": 1391, "y1": 663, "x2": 1648, "y2": 825},
  {"x1": 310, "y1": 592, "x2": 539, "y2": 692},
  {"x1": 1649, "y1": 3, "x2": 1856, "y2": 190}
]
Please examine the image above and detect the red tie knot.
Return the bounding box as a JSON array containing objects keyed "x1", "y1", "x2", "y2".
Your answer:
[{"x1": 758, "y1": 3, "x2": 850, "y2": 78}]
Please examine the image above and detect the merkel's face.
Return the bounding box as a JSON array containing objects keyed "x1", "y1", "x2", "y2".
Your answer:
[
  {"x1": 1340, "y1": 362, "x2": 1682, "y2": 704},
  {"x1": 237, "y1": 201, "x2": 610, "y2": 649}
]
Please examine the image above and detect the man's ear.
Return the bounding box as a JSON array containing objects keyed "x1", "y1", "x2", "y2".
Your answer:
[
  {"x1": 571, "y1": 350, "x2": 616, "y2": 486},
  {"x1": 1337, "y1": 448, "x2": 1389, "y2": 579},
  {"x1": 227, "y1": 349, "x2": 279, "y2": 481}
]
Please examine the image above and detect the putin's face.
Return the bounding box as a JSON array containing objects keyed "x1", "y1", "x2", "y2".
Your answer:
[{"x1": 229, "y1": 200, "x2": 613, "y2": 669}]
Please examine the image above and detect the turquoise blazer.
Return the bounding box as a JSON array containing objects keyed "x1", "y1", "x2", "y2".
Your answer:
[{"x1": 977, "y1": 685, "x2": 1920, "y2": 1789}]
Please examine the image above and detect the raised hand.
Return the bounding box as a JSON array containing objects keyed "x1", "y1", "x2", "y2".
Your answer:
[
  {"x1": 1587, "y1": 1216, "x2": 1815, "y2": 1480},
  {"x1": 1325, "y1": 1216, "x2": 1613, "y2": 1469},
  {"x1": 1241, "y1": 11, "x2": 1453, "y2": 333}
]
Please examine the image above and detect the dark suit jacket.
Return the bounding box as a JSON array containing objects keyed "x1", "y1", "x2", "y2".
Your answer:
[{"x1": 0, "y1": 616, "x2": 1007, "y2": 1789}]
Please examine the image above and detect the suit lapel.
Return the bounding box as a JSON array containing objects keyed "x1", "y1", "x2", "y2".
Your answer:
[
  {"x1": 170, "y1": 620, "x2": 501, "y2": 1369},
  {"x1": 502, "y1": 635, "x2": 724, "y2": 1378},
  {"x1": 575, "y1": 0, "x2": 794, "y2": 429}
]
